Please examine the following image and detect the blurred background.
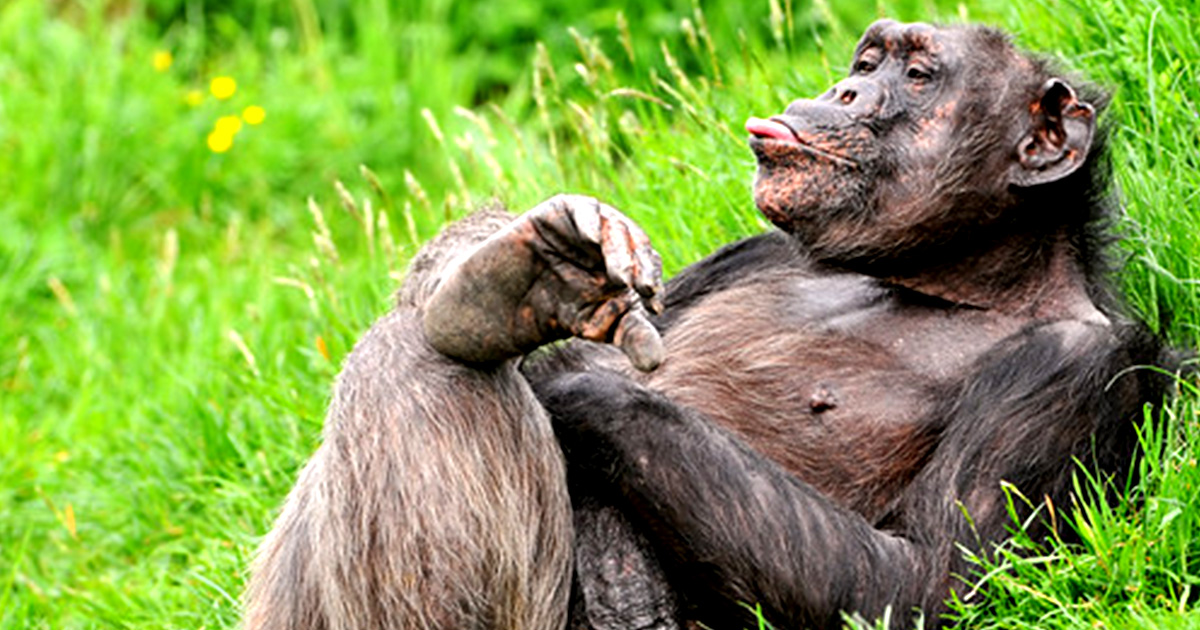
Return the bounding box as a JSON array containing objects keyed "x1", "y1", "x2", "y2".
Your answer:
[{"x1": 1, "y1": 0, "x2": 1197, "y2": 627}]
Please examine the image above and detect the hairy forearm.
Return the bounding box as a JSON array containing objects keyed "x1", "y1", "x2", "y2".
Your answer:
[{"x1": 537, "y1": 371, "x2": 923, "y2": 628}]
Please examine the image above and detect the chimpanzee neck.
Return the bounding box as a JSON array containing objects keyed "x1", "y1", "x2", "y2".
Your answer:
[{"x1": 882, "y1": 230, "x2": 1097, "y2": 320}]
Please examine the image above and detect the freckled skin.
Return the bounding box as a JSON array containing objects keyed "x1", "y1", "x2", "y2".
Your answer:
[
  {"x1": 750, "y1": 131, "x2": 872, "y2": 231},
  {"x1": 749, "y1": 21, "x2": 1068, "y2": 280},
  {"x1": 424, "y1": 194, "x2": 666, "y2": 371}
]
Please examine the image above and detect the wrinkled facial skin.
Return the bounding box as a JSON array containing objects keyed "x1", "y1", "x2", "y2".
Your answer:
[
  {"x1": 749, "y1": 20, "x2": 1003, "y2": 260},
  {"x1": 749, "y1": 118, "x2": 876, "y2": 233}
]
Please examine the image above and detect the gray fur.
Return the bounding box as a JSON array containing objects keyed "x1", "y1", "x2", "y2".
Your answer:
[{"x1": 244, "y1": 211, "x2": 573, "y2": 630}]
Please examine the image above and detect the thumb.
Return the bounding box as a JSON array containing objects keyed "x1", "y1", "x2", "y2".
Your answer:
[{"x1": 612, "y1": 307, "x2": 664, "y2": 372}]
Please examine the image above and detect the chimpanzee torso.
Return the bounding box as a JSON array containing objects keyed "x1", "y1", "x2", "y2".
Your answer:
[{"x1": 567, "y1": 231, "x2": 1050, "y2": 522}]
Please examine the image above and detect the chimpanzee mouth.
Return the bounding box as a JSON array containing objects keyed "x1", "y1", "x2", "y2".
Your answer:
[{"x1": 745, "y1": 117, "x2": 858, "y2": 169}]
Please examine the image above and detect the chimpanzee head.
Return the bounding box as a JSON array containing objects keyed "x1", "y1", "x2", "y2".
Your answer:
[{"x1": 748, "y1": 20, "x2": 1104, "y2": 274}]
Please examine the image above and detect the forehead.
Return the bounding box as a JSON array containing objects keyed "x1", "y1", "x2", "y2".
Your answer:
[{"x1": 854, "y1": 20, "x2": 967, "y2": 56}]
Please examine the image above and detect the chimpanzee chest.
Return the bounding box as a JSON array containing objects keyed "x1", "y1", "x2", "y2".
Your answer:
[{"x1": 642, "y1": 270, "x2": 1021, "y2": 520}]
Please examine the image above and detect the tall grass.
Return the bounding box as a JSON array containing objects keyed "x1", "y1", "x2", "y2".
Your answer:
[{"x1": 0, "y1": 0, "x2": 1196, "y2": 628}]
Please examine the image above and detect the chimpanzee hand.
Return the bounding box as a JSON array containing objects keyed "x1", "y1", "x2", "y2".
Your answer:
[{"x1": 423, "y1": 194, "x2": 665, "y2": 371}]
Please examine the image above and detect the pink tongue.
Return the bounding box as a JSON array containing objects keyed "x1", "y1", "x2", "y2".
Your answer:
[{"x1": 745, "y1": 117, "x2": 795, "y2": 141}]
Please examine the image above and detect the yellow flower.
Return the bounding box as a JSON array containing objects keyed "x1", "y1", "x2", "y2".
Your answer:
[
  {"x1": 210, "y1": 76, "x2": 237, "y2": 100},
  {"x1": 153, "y1": 50, "x2": 173, "y2": 72},
  {"x1": 207, "y1": 130, "x2": 234, "y2": 153},
  {"x1": 184, "y1": 90, "x2": 204, "y2": 107},
  {"x1": 242, "y1": 105, "x2": 266, "y2": 125},
  {"x1": 215, "y1": 115, "x2": 243, "y2": 136}
]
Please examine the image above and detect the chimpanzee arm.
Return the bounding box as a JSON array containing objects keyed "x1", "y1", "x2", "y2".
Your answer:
[
  {"x1": 896, "y1": 319, "x2": 1168, "y2": 618},
  {"x1": 537, "y1": 319, "x2": 1167, "y2": 629},
  {"x1": 536, "y1": 370, "x2": 923, "y2": 629}
]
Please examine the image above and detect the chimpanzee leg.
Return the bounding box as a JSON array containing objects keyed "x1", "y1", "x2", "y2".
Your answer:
[
  {"x1": 567, "y1": 495, "x2": 681, "y2": 630},
  {"x1": 246, "y1": 211, "x2": 576, "y2": 630}
]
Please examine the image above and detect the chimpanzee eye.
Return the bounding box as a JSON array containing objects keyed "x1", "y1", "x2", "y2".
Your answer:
[
  {"x1": 906, "y1": 66, "x2": 933, "y2": 81},
  {"x1": 854, "y1": 60, "x2": 877, "y2": 74}
]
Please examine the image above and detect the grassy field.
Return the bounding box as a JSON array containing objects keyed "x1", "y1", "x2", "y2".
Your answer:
[{"x1": 1, "y1": 0, "x2": 1198, "y2": 628}]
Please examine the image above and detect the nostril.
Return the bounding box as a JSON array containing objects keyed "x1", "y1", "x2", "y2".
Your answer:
[{"x1": 840, "y1": 90, "x2": 857, "y2": 105}]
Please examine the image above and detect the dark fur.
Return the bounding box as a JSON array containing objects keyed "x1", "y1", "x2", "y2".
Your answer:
[{"x1": 245, "y1": 20, "x2": 1177, "y2": 630}]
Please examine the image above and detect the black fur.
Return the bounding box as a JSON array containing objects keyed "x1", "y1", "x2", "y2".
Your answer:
[{"x1": 535, "y1": 317, "x2": 1170, "y2": 629}]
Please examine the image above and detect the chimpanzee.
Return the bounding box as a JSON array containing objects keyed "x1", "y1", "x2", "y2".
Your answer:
[{"x1": 244, "y1": 19, "x2": 1175, "y2": 630}]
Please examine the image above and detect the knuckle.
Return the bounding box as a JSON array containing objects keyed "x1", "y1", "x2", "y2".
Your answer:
[{"x1": 542, "y1": 193, "x2": 570, "y2": 213}]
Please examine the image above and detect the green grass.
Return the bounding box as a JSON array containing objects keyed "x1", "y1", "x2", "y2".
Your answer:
[{"x1": 1, "y1": 0, "x2": 1197, "y2": 628}]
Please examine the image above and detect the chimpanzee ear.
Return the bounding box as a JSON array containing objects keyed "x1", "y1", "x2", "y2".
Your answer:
[{"x1": 1010, "y1": 78, "x2": 1096, "y2": 188}]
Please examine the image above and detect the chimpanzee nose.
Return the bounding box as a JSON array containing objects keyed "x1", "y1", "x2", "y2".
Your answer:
[
  {"x1": 780, "y1": 77, "x2": 883, "y2": 126},
  {"x1": 806, "y1": 77, "x2": 882, "y2": 116},
  {"x1": 825, "y1": 79, "x2": 874, "y2": 106}
]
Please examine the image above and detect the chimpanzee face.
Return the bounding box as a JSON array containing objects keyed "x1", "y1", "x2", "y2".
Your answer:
[
  {"x1": 747, "y1": 21, "x2": 1095, "y2": 266},
  {"x1": 748, "y1": 21, "x2": 978, "y2": 253}
]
